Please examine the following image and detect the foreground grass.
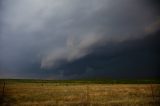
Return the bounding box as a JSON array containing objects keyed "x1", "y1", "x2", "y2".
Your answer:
[{"x1": 0, "y1": 80, "x2": 160, "y2": 106}]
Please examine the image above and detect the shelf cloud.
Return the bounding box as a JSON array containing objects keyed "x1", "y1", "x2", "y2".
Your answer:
[{"x1": 0, "y1": 0, "x2": 160, "y2": 79}]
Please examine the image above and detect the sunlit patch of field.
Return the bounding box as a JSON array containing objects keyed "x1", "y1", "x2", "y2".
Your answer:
[{"x1": 0, "y1": 81, "x2": 160, "y2": 106}]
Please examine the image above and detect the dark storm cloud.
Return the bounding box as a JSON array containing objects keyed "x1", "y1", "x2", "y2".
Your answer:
[
  {"x1": 56, "y1": 30, "x2": 160, "y2": 79},
  {"x1": 0, "y1": 0, "x2": 160, "y2": 79}
]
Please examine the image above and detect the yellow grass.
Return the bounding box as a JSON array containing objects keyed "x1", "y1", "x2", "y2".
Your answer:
[{"x1": 1, "y1": 82, "x2": 160, "y2": 106}]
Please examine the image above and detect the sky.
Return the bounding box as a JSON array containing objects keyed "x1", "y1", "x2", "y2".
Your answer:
[{"x1": 0, "y1": 0, "x2": 160, "y2": 79}]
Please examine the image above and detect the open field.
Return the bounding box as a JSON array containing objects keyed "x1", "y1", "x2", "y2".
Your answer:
[{"x1": 0, "y1": 80, "x2": 160, "y2": 106}]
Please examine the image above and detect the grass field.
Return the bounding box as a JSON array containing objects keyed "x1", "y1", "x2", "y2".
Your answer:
[{"x1": 0, "y1": 79, "x2": 160, "y2": 106}]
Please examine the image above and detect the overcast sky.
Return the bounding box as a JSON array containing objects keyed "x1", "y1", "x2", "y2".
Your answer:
[{"x1": 0, "y1": 0, "x2": 160, "y2": 79}]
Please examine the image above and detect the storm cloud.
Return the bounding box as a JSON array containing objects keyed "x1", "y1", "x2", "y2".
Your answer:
[{"x1": 0, "y1": 0, "x2": 160, "y2": 79}]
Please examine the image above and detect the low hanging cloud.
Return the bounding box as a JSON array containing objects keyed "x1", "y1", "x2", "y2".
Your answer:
[
  {"x1": 39, "y1": 0, "x2": 159, "y2": 69},
  {"x1": 145, "y1": 19, "x2": 160, "y2": 33},
  {"x1": 41, "y1": 31, "x2": 133, "y2": 69},
  {"x1": 0, "y1": 0, "x2": 160, "y2": 79}
]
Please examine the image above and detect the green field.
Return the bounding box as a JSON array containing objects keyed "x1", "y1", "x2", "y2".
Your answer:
[{"x1": 0, "y1": 79, "x2": 160, "y2": 106}]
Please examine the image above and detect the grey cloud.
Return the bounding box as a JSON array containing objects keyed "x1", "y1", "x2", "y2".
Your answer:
[
  {"x1": 40, "y1": 0, "x2": 159, "y2": 69},
  {"x1": 0, "y1": 0, "x2": 159, "y2": 79},
  {"x1": 145, "y1": 18, "x2": 160, "y2": 33},
  {"x1": 56, "y1": 31, "x2": 160, "y2": 79}
]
